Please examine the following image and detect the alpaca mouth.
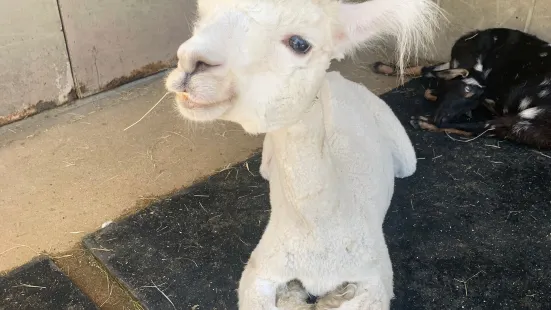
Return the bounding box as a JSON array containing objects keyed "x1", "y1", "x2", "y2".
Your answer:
[{"x1": 175, "y1": 92, "x2": 231, "y2": 110}]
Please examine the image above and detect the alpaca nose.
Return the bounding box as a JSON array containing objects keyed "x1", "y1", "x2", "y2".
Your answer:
[
  {"x1": 178, "y1": 58, "x2": 214, "y2": 76},
  {"x1": 176, "y1": 40, "x2": 219, "y2": 75}
]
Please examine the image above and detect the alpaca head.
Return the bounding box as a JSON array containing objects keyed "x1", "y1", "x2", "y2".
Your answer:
[{"x1": 166, "y1": 0, "x2": 440, "y2": 134}]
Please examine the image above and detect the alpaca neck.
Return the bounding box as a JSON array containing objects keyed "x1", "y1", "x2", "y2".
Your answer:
[{"x1": 265, "y1": 82, "x2": 337, "y2": 222}]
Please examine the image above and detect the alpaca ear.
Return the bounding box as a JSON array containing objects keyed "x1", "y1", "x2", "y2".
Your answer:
[
  {"x1": 332, "y1": 0, "x2": 440, "y2": 64},
  {"x1": 332, "y1": 1, "x2": 386, "y2": 59}
]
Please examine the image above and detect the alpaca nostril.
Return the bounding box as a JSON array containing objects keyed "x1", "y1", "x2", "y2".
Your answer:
[
  {"x1": 169, "y1": 60, "x2": 217, "y2": 93},
  {"x1": 178, "y1": 60, "x2": 214, "y2": 76},
  {"x1": 166, "y1": 69, "x2": 190, "y2": 93},
  {"x1": 193, "y1": 61, "x2": 211, "y2": 74}
]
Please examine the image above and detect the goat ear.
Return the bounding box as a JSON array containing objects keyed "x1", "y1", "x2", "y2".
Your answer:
[
  {"x1": 434, "y1": 69, "x2": 469, "y2": 80},
  {"x1": 332, "y1": 0, "x2": 440, "y2": 65}
]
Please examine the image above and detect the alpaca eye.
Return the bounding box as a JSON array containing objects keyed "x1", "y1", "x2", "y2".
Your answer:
[{"x1": 288, "y1": 35, "x2": 311, "y2": 54}]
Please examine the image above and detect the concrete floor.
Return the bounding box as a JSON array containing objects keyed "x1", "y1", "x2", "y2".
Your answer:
[
  {"x1": 0, "y1": 73, "x2": 265, "y2": 273},
  {"x1": 0, "y1": 52, "x2": 402, "y2": 275}
]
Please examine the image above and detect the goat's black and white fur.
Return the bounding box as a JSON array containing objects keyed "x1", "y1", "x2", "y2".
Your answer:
[{"x1": 374, "y1": 27, "x2": 551, "y2": 149}]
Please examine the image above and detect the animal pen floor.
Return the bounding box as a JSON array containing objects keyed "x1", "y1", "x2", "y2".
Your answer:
[
  {"x1": 0, "y1": 53, "x2": 397, "y2": 309},
  {"x1": 2, "y1": 75, "x2": 550, "y2": 309},
  {"x1": 82, "y1": 79, "x2": 551, "y2": 310}
]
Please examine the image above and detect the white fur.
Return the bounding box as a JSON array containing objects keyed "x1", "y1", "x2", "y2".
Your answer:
[
  {"x1": 451, "y1": 59, "x2": 459, "y2": 69},
  {"x1": 513, "y1": 120, "x2": 532, "y2": 134},
  {"x1": 166, "y1": 0, "x2": 440, "y2": 308},
  {"x1": 434, "y1": 62, "x2": 450, "y2": 71},
  {"x1": 463, "y1": 77, "x2": 483, "y2": 88},
  {"x1": 474, "y1": 56, "x2": 483, "y2": 72},
  {"x1": 519, "y1": 107, "x2": 542, "y2": 120},
  {"x1": 519, "y1": 97, "x2": 533, "y2": 110}
]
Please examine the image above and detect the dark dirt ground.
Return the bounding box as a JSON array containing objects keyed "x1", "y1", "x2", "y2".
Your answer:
[{"x1": 82, "y1": 78, "x2": 551, "y2": 310}]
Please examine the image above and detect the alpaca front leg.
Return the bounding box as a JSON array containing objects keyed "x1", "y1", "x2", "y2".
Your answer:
[
  {"x1": 239, "y1": 261, "x2": 284, "y2": 310},
  {"x1": 314, "y1": 282, "x2": 356, "y2": 309},
  {"x1": 334, "y1": 279, "x2": 391, "y2": 310},
  {"x1": 276, "y1": 280, "x2": 314, "y2": 310},
  {"x1": 260, "y1": 134, "x2": 273, "y2": 181}
]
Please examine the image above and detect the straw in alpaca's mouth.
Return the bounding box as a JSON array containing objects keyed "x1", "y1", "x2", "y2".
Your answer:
[{"x1": 175, "y1": 92, "x2": 231, "y2": 110}]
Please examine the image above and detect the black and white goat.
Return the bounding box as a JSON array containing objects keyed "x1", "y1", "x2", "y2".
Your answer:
[{"x1": 373, "y1": 27, "x2": 551, "y2": 149}]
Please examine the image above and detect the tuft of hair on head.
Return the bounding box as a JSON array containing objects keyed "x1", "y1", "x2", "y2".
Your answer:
[{"x1": 336, "y1": 0, "x2": 446, "y2": 82}]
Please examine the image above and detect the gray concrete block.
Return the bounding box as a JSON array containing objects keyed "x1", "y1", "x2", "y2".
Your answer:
[
  {"x1": 58, "y1": 0, "x2": 196, "y2": 97},
  {"x1": 0, "y1": 0, "x2": 74, "y2": 125},
  {"x1": 526, "y1": 0, "x2": 551, "y2": 42},
  {"x1": 432, "y1": 0, "x2": 530, "y2": 61}
]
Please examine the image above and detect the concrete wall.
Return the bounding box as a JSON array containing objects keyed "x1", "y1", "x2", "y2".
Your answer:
[
  {"x1": 0, "y1": 1, "x2": 74, "y2": 126},
  {"x1": 0, "y1": 0, "x2": 195, "y2": 126},
  {"x1": 433, "y1": 0, "x2": 536, "y2": 59},
  {"x1": 58, "y1": 0, "x2": 195, "y2": 98},
  {"x1": 0, "y1": 0, "x2": 550, "y2": 126}
]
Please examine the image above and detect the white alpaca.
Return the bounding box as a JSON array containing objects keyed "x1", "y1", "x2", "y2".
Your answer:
[{"x1": 165, "y1": 0, "x2": 440, "y2": 308}]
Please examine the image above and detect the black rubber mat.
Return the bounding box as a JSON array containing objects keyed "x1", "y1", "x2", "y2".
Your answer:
[
  {"x1": 84, "y1": 78, "x2": 551, "y2": 310},
  {"x1": 0, "y1": 256, "x2": 97, "y2": 310},
  {"x1": 381, "y1": 78, "x2": 551, "y2": 310},
  {"x1": 83, "y1": 156, "x2": 269, "y2": 309}
]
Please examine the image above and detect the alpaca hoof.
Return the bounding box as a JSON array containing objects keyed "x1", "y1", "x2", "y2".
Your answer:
[
  {"x1": 315, "y1": 283, "x2": 357, "y2": 309},
  {"x1": 277, "y1": 280, "x2": 312, "y2": 309}
]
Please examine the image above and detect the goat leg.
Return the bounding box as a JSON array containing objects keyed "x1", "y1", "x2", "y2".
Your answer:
[
  {"x1": 371, "y1": 62, "x2": 397, "y2": 75},
  {"x1": 419, "y1": 62, "x2": 452, "y2": 77},
  {"x1": 438, "y1": 121, "x2": 494, "y2": 135},
  {"x1": 371, "y1": 62, "x2": 423, "y2": 77},
  {"x1": 420, "y1": 123, "x2": 474, "y2": 137},
  {"x1": 424, "y1": 89, "x2": 438, "y2": 101},
  {"x1": 410, "y1": 116, "x2": 474, "y2": 137},
  {"x1": 481, "y1": 98, "x2": 499, "y2": 116},
  {"x1": 489, "y1": 113, "x2": 551, "y2": 149},
  {"x1": 372, "y1": 61, "x2": 454, "y2": 80}
]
